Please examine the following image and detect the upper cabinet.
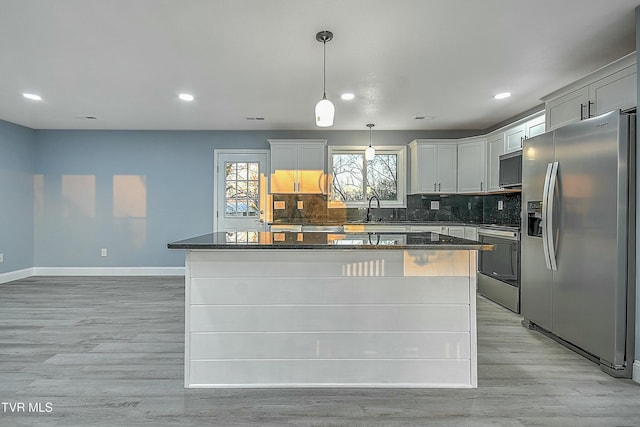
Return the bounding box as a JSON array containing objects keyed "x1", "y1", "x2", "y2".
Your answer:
[
  {"x1": 269, "y1": 139, "x2": 327, "y2": 194},
  {"x1": 409, "y1": 140, "x2": 457, "y2": 193},
  {"x1": 486, "y1": 132, "x2": 505, "y2": 192},
  {"x1": 486, "y1": 112, "x2": 544, "y2": 192},
  {"x1": 543, "y1": 53, "x2": 636, "y2": 131},
  {"x1": 525, "y1": 114, "x2": 546, "y2": 139},
  {"x1": 457, "y1": 137, "x2": 486, "y2": 193}
]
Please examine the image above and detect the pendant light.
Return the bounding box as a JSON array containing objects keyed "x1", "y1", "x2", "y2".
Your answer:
[
  {"x1": 315, "y1": 30, "x2": 335, "y2": 127},
  {"x1": 365, "y1": 123, "x2": 376, "y2": 161}
]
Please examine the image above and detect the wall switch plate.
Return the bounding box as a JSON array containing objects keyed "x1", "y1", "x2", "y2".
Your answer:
[
  {"x1": 430, "y1": 201, "x2": 440, "y2": 210},
  {"x1": 101, "y1": 248, "x2": 108, "y2": 257},
  {"x1": 498, "y1": 200, "x2": 504, "y2": 211},
  {"x1": 274, "y1": 201, "x2": 285, "y2": 210},
  {"x1": 297, "y1": 201, "x2": 304, "y2": 209},
  {"x1": 468, "y1": 202, "x2": 471, "y2": 210},
  {"x1": 0, "y1": 253, "x2": 3, "y2": 263}
]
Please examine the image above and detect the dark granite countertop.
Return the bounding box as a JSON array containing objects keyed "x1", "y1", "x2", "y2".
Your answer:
[
  {"x1": 168, "y1": 232, "x2": 493, "y2": 251},
  {"x1": 270, "y1": 220, "x2": 519, "y2": 228}
]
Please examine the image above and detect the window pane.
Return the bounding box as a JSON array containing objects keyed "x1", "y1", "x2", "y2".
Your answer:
[
  {"x1": 331, "y1": 153, "x2": 365, "y2": 202},
  {"x1": 367, "y1": 154, "x2": 398, "y2": 200},
  {"x1": 237, "y1": 163, "x2": 248, "y2": 180},
  {"x1": 248, "y1": 163, "x2": 259, "y2": 180}
]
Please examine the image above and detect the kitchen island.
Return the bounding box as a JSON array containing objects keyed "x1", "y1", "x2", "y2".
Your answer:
[{"x1": 168, "y1": 231, "x2": 492, "y2": 388}]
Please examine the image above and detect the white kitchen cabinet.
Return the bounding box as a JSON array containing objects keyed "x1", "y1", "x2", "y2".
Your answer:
[
  {"x1": 589, "y1": 65, "x2": 637, "y2": 117},
  {"x1": 447, "y1": 226, "x2": 465, "y2": 239},
  {"x1": 504, "y1": 114, "x2": 545, "y2": 153},
  {"x1": 505, "y1": 124, "x2": 525, "y2": 153},
  {"x1": 269, "y1": 140, "x2": 326, "y2": 194},
  {"x1": 409, "y1": 140, "x2": 457, "y2": 193},
  {"x1": 464, "y1": 226, "x2": 478, "y2": 241},
  {"x1": 525, "y1": 114, "x2": 546, "y2": 139},
  {"x1": 486, "y1": 132, "x2": 505, "y2": 192},
  {"x1": 545, "y1": 86, "x2": 589, "y2": 132},
  {"x1": 543, "y1": 54, "x2": 636, "y2": 131},
  {"x1": 457, "y1": 137, "x2": 486, "y2": 193}
]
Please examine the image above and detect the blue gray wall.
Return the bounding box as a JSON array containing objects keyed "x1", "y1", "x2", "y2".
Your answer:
[
  {"x1": 0, "y1": 120, "x2": 35, "y2": 274},
  {"x1": 30, "y1": 128, "x2": 475, "y2": 268}
]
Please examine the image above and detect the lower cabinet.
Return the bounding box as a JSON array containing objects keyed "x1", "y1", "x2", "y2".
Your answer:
[
  {"x1": 464, "y1": 226, "x2": 478, "y2": 241},
  {"x1": 447, "y1": 226, "x2": 465, "y2": 239}
]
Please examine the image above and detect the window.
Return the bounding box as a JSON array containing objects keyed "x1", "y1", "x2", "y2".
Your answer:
[
  {"x1": 328, "y1": 146, "x2": 406, "y2": 207},
  {"x1": 224, "y1": 162, "x2": 260, "y2": 217}
]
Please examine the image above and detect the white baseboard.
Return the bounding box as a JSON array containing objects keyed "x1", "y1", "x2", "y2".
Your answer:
[
  {"x1": 0, "y1": 268, "x2": 35, "y2": 284},
  {"x1": 32, "y1": 267, "x2": 185, "y2": 276},
  {"x1": 634, "y1": 360, "x2": 640, "y2": 384}
]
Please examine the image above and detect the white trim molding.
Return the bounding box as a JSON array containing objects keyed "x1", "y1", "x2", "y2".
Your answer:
[
  {"x1": 0, "y1": 268, "x2": 34, "y2": 284},
  {"x1": 32, "y1": 267, "x2": 185, "y2": 276},
  {"x1": 634, "y1": 360, "x2": 640, "y2": 384},
  {"x1": 1, "y1": 267, "x2": 185, "y2": 284}
]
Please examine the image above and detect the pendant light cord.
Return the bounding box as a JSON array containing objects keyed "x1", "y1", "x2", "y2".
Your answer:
[{"x1": 322, "y1": 39, "x2": 327, "y2": 98}]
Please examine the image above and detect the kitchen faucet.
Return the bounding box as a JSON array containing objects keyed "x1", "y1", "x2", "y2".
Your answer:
[{"x1": 366, "y1": 195, "x2": 381, "y2": 222}]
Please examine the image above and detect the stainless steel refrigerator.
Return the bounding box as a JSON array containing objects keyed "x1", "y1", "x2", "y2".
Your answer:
[{"x1": 521, "y1": 110, "x2": 636, "y2": 378}]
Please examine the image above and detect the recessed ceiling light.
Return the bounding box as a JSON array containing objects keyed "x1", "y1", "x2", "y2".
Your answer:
[
  {"x1": 341, "y1": 93, "x2": 355, "y2": 101},
  {"x1": 494, "y1": 92, "x2": 511, "y2": 100},
  {"x1": 414, "y1": 116, "x2": 436, "y2": 120},
  {"x1": 178, "y1": 93, "x2": 194, "y2": 101},
  {"x1": 23, "y1": 93, "x2": 42, "y2": 101}
]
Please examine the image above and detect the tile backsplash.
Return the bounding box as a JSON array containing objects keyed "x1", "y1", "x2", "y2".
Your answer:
[{"x1": 272, "y1": 192, "x2": 522, "y2": 226}]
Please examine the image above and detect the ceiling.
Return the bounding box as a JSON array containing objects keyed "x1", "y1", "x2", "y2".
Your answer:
[{"x1": 0, "y1": 0, "x2": 638, "y2": 131}]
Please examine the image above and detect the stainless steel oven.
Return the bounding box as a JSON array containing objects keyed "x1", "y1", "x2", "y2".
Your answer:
[{"x1": 477, "y1": 225, "x2": 521, "y2": 313}]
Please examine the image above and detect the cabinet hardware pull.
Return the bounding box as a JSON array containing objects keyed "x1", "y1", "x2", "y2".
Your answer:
[
  {"x1": 480, "y1": 181, "x2": 483, "y2": 191},
  {"x1": 439, "y1": 183, "x2": 441, "y2": 191},
  {"x1": 580, "y1": 103, "x2": 585, "y2": 120},
  {"x1": 588, "y1": 101, "x2": 594, "y2": 118},
  {"x1": 434, "y1": 183, "x2": 436, "y2": 191}
]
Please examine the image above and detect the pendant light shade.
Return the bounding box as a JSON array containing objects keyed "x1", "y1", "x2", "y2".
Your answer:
[
  {"x1": 315, "y1": 31, "x2": 334, "y2": 127},
  {"x1": 315, "y1": 96, "x2": 335, "y2": 127},
  {"x1": 365, "y1": 123, "x2": 375, "y2": 161}
]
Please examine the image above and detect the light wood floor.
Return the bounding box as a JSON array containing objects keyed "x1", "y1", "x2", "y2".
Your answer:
[{"x1": 1, "y1": 276, "x2": 639, "y2": 426}]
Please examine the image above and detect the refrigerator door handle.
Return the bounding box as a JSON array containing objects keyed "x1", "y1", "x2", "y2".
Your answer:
[
  {"x1": 541, "y1": 163, "x2": 554, "y2": 270},
  {"x1": 546, "y1": 161, "x2": 559, "y2": 271}
]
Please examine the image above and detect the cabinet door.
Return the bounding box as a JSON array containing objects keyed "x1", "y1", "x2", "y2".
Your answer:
[
  {"x1": 545, "y1": 86, "x2": 589, "y2": 131},
  {"x1": 415, "y1": 144, "x2": 439, "y2": 193},
  {"x1": 436, "y1": 145, "x2": 457, "y2": 193},
  {"x1": 590, "y1": 65, "x2": 637, "y2": 117},
  {"x1": 457, "y1": 140, "x2": 486, "y2": 193},
  {"x1": 525, "y1": 115, "x2": 546, "y2": 138},
  {"x1": 447, "y1": 226, "x2": 465, "y2": 238},
  {"x1": 464, "y1": 226, "x2": 478, "y2": 241},
  {"x1": 487, "y1": 133, "x2": 505, "y2": 192},
  {"x1": 270, "y1": 143, "x2": 298, "y2": 193},
  {"x1": 297, "y1": 144, "x2": 326, "y2": 194},
  {"x1": 505, "y1": 124, "x2": 525, "y2": 152}
]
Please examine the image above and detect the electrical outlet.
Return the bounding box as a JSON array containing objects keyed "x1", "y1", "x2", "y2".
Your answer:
[
  {"x1": 498, "y1": 200, "x2": 504, "y2": 211},
  {"x1": 468, "y1": 202, "x2": 471, "y2": 210},
  {"x1": 297, "y1": 201, "x2": 304, "y2": 209},
  {"x1": 101, "y1": 248, "x2": 108, "y2": 257},
  {"x1": 0, "y1": 253, "x2": 4, "y2": 263}
]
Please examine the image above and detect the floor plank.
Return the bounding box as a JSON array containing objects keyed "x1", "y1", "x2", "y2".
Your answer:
[{"x1": 0, "y1": 276, "x2": 639, "y2": 426}]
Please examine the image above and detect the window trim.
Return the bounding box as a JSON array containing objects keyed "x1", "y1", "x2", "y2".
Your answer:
[{"x1": 327, "y1": 145, "x2": 406, "y2": 208}]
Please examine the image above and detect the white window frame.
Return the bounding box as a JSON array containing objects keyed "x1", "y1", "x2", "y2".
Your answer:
[{"x1": 327, "y1": 145, "x2": 407, "y2": 208}]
